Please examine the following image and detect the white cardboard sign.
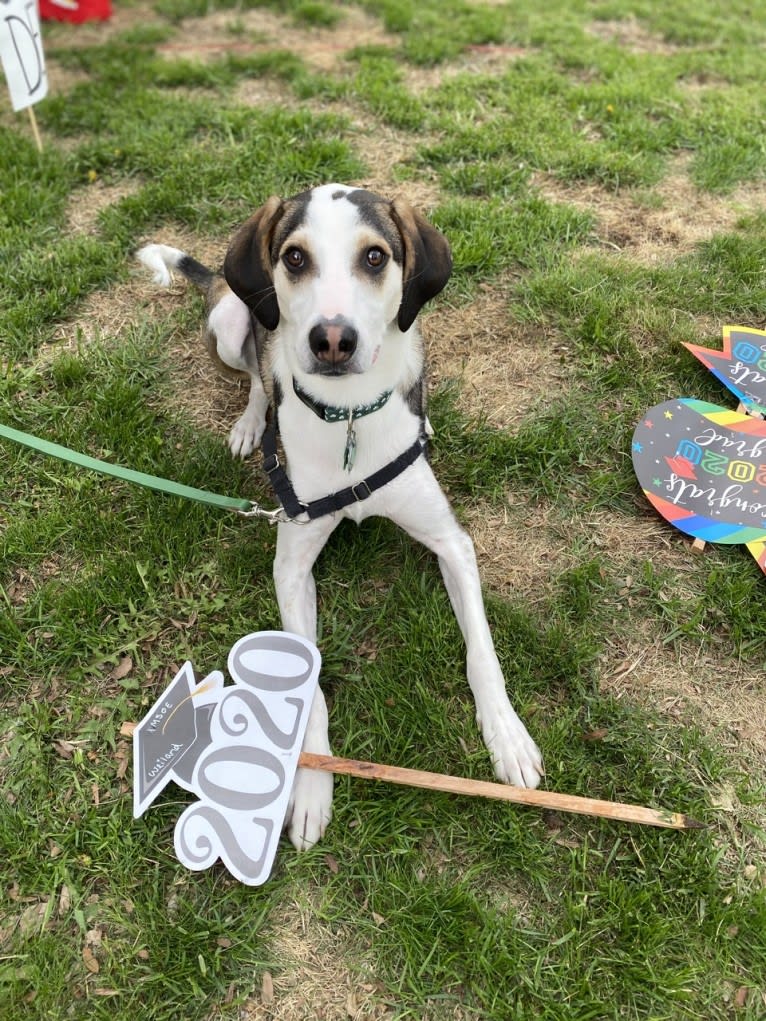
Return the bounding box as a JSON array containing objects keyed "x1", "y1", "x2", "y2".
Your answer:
[
  {"x1": 1, "y1": 0, "x2": 48, "y2": 112},
  {"x1": 133, "y1": 632, "x2": 320, "y2": 886}
]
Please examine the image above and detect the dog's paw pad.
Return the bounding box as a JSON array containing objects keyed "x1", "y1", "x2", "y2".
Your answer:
[{"x1": 284, "y1": 767, "x2": 334, "y2": 851}]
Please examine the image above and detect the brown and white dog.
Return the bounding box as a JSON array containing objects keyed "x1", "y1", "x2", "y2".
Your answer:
[{"x1": 138, "y1": 183, "x2": 543, "y2": 850}]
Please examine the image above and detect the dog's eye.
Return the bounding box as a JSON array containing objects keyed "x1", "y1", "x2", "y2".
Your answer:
[
  {"x1": 283, "y1": 247, "x2": 306, "y2": 272},
  {"x1": 365, "y1": 247, "x2": 387, "y2": 270}
]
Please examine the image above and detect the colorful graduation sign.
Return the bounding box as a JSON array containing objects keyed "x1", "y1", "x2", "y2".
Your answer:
[
  {"x1": 133, "y1": 632, "x2": 320, "y2": 886},
  {"x1": 632, "y1": 398, "x2": 766, "y2": 574},
  {"x1": 683, "y1": 325, "x2": 766, "y2": 417}
]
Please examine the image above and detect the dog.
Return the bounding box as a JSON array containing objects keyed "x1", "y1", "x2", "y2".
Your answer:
[{"x1": 138, "y1": 183, "x2": 543, "y2": 850}]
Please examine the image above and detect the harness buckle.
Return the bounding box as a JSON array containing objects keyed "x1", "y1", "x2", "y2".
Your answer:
[
  {"x1": 351, "y1": 480, "x2": 372, "y2": 502},
  {"x1": 263, "y1": 453, "x2": 281, "y2": 474}
]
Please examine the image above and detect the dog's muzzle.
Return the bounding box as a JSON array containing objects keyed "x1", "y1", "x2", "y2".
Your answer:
[{"x1": 308, "y1": 316, "x2": 358, "y2": 375}]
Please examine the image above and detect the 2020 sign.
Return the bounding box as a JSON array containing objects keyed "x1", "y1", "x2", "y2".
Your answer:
[{"x1": 133, "y1": 632, "x2": 320, "y2": 886}]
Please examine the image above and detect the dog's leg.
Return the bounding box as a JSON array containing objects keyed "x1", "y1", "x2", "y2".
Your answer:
[
  {"x1": 388, "y1": 468, "x2": 543, "y2": 789},
  {"x1": 273, "y1": 515, "x2": 341, "y2": 850},
  {"x1": 208, "y1": 293, "x2": 268, "y2": 457}
]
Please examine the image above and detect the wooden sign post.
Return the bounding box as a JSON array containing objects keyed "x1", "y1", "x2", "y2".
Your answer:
[{"x1": 132, "y1": 633, "x2": 701, "y2": 887}]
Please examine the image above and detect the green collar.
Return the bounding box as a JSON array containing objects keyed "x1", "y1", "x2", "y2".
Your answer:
[{"x1": 292, "y1": 378, "x2": 393, "y2": 423}]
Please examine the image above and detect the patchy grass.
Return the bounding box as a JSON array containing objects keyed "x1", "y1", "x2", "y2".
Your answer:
[{"x1": 2, "y1": 1, "x2": 766, "y2": 1019}]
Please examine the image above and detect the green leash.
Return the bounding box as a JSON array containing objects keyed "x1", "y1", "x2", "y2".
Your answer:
[{"x1": 0, "y1": 421, "x2": 286, "y2": 523}]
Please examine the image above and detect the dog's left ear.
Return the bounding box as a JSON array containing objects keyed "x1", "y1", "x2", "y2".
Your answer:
[
  {"x1": 391, "y1": 198, "x2": 452, "y2": 333},
  {"x1": 224, "y1": 195, "x2": 285, "y2": 331}
]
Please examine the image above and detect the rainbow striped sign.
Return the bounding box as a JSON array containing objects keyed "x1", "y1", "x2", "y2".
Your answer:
[
  {"x1": 631, "y1": 398, "x2": 766, "y2": 574},
  {"x1": 683, "y1": 325, "x2": 766, "y2": 416}
]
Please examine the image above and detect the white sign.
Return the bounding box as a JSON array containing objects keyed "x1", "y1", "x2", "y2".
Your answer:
[
  {"x1": 0, "y1": 0, "x2": 47, "y2": 112},
  {"x1": 133, "y1": 632, "x2": 320, "y2": 886}
]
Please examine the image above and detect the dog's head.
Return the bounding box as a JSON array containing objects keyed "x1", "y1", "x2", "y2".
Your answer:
[{"x1": 223, "y1": 184, "x2": 452, "y2": 378}]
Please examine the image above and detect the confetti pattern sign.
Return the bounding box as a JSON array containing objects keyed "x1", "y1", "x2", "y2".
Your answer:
[
  {"x1": 631, "y1": 398, "x2": 766, "y2": 574},
  {"x1": 683, "y1": 325, "x2": 766, "y2": 416}
]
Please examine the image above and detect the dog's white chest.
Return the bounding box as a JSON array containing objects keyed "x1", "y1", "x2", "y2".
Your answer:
[{"x1": 277, "y1": 391, "x2": 422, "y2": 522}]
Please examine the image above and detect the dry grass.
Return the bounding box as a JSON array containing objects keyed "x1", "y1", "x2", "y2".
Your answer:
[
  {"x1": 65, "y1": 179, "x2": 142, "y2": 236},
  {"x1": 160, "y1": 6, "x2": 398, "y2": 72},
  {"x1": 403, "y1": 43, "x2": 529, "y2": 95},
  {"x1": 56, "y1": 5, "x2": 765, "y2": 724},
  {"x1": 238, "y1": 892, "x2": 391, "y2": 1021},
  {"x1": 585, "y1": 17, "x2": 683, "y2": 56},
  {"x1": 600, "y1": 641, "x2": 766, "y2": 759},
  {"x1": 30, "y1": 7, "x2": 766, "y2": 1014},
  {"x1": 534, "y1": 152, "x2": 766, "y2": 265},
  {"x1": 423, "y1": 285, "x2": 570, "y2": 430}
]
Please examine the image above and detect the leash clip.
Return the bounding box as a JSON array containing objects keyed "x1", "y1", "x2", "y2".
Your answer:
[{"x1": 236, "y1": 501, "x2": 290, "y2": 525}]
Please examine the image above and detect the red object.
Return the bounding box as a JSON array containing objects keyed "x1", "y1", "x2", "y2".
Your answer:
[{"x1": 39, "y1": 0, "x2": 112, "y2": 24}]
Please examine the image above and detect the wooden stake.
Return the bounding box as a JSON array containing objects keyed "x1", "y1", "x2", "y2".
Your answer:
[
  {"x1": 299, "y1": 753, "x2": 703, "y2": 830},
  {"x1": 27, "y1": 106, "x2": 43, "y2": 153}
]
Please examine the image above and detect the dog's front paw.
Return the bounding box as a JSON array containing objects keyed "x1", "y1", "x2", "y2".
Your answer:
[
  {"x1": 228, "y1": 411, "x2": 265, "y2": 459},
  {"x1": 284, "y1": 766, "x2": 334, "y2": 851},
  {"x1": 480, "y1": 705, "x2": 543, "y2": 789}
]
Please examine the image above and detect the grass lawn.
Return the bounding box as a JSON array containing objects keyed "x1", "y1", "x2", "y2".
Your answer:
[{"x1": 1, "y1": 1, "x2": 765, "y2": 1018}]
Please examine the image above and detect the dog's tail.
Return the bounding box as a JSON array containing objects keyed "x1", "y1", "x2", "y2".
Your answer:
[{"x1": 136, "y1": 244, "x2": 216, "y2": 291}]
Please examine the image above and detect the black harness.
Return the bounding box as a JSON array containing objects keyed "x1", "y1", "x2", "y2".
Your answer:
[{"x1": 261, "y1": 379, "x2": 427, "y2": 521}]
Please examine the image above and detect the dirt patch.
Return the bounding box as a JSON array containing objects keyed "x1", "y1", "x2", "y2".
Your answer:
[
  {"x1": 586, "y1": 17, "x2": 681, "y2": 55},
  {"x1": 535, "y1": 153, "x2": 766, "y2": 264},
  {"x1": 40, "y1": 230, "x2": 244, "y2": 460},
  {"x1": 50, "y1": 230, "x2": 255, "y2": 453},
  {"x1": 160, "y1": 5, "x2": 398, "y2": 72},
  {"x1": 424, "y1": 284, "x2": 570, "y2": 430},
  {"x1": 240, "y1": 896, "x2": 390, "y2": 1021},
  {"x1": 230, "y1": 74, "x2": 295, "y2": 110},
  {"x1": 464, "y1": 501, "x2": 572, "y2": 602},
  {"x1": 44, "y1": 275, "x2": 157, "y2": 355},
  {"x1": 468, "y1": 490, "x2": 766, "y2": 769},
  {"x1": 466, "y1": 496, "x2": 702, "y2": 596},
  {"x1": 44, "y1": 56, "x2": 91, "y2": 96},
  {"x1": 347, "y1": 120, "x2": 442, "y2": 209},
  {"x1": 240, "y1": 84, "x2": 443, "y2": 210},
  {"x1": 65, "y1": 179, "x2": 142, "y2": 235},
  {"x1": 404, "y1": 43, "x2": 529, "y2": 95},
  {"x1": 44, "y1": 226, "x2": 218, "y2": 350},
  {"x1": 601, "y1": 640, "x2": 766, "y2": 759}
]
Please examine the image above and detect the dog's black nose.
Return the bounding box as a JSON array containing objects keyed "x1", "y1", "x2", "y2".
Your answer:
[{"x1": 309, "y1": 317, "x2": 358, "y2": 369}]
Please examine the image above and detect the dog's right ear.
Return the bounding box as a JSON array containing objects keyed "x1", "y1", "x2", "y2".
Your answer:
[{"x1": 224, "y1": 196, "x2": 284, "y2": 331}]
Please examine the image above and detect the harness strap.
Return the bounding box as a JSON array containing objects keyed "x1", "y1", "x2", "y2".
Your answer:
[{"x1": 261, "y1": 413, "x2": 426, "y2": 521}]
